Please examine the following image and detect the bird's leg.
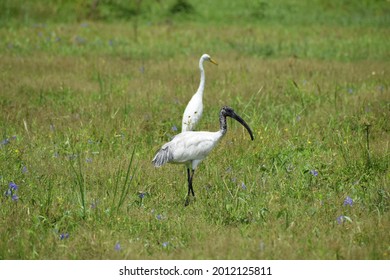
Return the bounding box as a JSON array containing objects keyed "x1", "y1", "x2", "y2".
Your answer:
[
  {"x1": 189, "y1": 169, "x2": 195, "y2": 197},
  {"x1": 185, "y1": 168, "x2": 196, "y2": 206},
  {"x1": 185, "y1": 168, "x2": 191, "y2": 206}
]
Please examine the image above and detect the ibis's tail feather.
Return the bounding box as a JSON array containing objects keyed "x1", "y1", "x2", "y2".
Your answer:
[{"x1": 152, "y1": 145, "x2": 173, "y2": 167}]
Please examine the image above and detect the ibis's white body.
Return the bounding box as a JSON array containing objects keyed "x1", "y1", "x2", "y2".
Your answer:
[
  {"x1": 153, "y1": 130, "x2": 224, "y2": 170},
  {"x1": 181, "y1": 54, "x2": 217, "y2": 132}
]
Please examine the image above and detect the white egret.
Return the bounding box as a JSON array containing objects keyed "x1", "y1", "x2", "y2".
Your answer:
[
  {"x1": 153, "y1": 106, "x2": 254, "y2": 206},
  {"x1": 181, "y1": 54, "x2": 218, "y2": 132}
]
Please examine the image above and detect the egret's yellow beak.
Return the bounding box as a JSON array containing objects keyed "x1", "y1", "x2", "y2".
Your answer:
[{"x1": 210, "y1": 58, "x2": 218, "y2": 65}]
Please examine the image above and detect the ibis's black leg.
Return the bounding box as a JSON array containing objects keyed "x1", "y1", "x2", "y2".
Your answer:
[
  {"x1": 189, "y1": 169, "x2": 195, "y2": 197},
  {"x1": 185, "y1": 168, "x2": 191, "y2": 206},
  {"x1": 186, "y1": 168, "x2": 191, "y2": 196},
  {"x1": 185, "y1": 168, "x2": 195, "y2": 206}
]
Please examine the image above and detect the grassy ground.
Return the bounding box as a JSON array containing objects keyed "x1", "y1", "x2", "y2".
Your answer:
[{"x1": 0, "y1": 0, "x2": 389, "y2": 259}]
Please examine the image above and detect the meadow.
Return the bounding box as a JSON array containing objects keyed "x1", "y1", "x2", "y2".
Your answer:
[{"x1": 0, "y1": 0, "x2": 389, "y2": 259}]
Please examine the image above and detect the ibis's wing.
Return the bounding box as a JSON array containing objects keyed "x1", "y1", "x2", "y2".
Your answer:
[{"x1": 152, "y1": 142, "x2": 174, "y2": 167}]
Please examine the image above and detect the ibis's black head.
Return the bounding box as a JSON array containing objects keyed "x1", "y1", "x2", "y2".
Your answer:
[{"x1": 220, "y1": 106, "x2": 254, "y2": 140}]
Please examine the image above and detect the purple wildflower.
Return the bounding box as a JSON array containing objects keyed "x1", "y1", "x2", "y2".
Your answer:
[
  {"x1": 1, "y1": 138, "x2": 10, "y2": 146},
  {"x1": 343, "y1": 196, "x2": 353, "y2": 206},
  {"x1": 162, "y1": 242, "x2": 169, "y2": 248},
  {"x1": 172, "y1": 125, "x2": 178, "y2": 132},
  {"x1": 11, "y1": 194, "x2": 19, "y2": 201},
  {"x1": 60, "y1": 233, "x2": 69, "y2": 240},
  {"x1": 138, "y1": 192, "x2": 145, "y2": 199},
  {"x1": 241, "y1": 182, "x2": 247, "y2": 190},
  {"x1": 310, "y1": 169, "x2": 318, "y2": 176},
  {"x1": 115, "y1": 242, "x2": 121, "y2": 251},
  {"x1": 337, "y1": 215, "x2": 345, "y2": 224},
  {"x1": 9, "y1": 182, "x2": 18, "y2": 191},
  {"x1": 156, "y1": 214, "x2": 163, "y2": 221},
  {"x1": 22, "y1": 166, "x2": 28, "y2": 173}
]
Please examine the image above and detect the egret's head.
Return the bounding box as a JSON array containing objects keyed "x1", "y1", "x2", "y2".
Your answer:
[{"x1": 201, "y1": 54, "x2": 218, "y2": 65}]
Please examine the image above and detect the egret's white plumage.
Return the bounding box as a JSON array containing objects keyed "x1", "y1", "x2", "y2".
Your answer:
[
  {"x1": 181, "y1": 54, "x2": 218, "y2": 132},
  {"x1": 153, "y1": 106, "x2": 254, "y2": 206}
]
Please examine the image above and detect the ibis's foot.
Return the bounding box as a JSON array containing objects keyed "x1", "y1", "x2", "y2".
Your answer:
[{"x1": 184, "y1": 195, "x2": 196, "y2": 207}]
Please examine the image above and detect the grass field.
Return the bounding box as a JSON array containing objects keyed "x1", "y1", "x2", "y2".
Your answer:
[{"x1": 0, "y1": 0, "x2": 389, "y2": 259}]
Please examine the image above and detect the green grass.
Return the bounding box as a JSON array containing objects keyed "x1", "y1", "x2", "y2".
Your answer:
[{"x1": 0, "y1": 0, "x2": 389, "y2": 259}]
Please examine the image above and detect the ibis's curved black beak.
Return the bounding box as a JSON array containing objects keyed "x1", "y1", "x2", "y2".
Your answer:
[{"x1": 223, "y1": 106, "x2": 254, "y2": 140}]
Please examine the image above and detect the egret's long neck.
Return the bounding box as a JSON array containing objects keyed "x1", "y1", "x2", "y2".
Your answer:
[{"x1": 196, "y1": 59, "x2": 205, "y2": 95}]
